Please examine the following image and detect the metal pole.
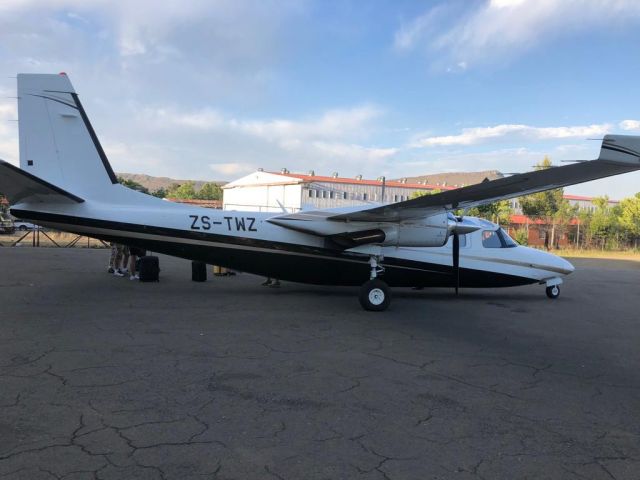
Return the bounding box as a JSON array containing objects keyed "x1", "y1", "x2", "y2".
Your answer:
[{"x1": 380, "y1": 176, "x2": 385, "y2": 204}]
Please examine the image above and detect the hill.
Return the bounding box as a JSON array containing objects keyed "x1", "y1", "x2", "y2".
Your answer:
[{"x1": 117, "y1": 173, "x2": 226, "y2": 193}]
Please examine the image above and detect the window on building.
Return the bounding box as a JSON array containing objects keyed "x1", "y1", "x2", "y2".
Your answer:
[
  {"x1": 330, "y1": 191, "x2": 335, "y2": 199},
  {"x1": 308, "y1": 189, "x2": 314, "y2": 198},
  {"x1": 343, "y1": 192, "x2": 347, "y2": 199},
  {"x1": 394, "y1": 195, "x2": 398, "y2": 202},
  {"x1": 322, "y1": 190, "x2": 328, "y2": 199},
  {"x1": 363, "y1": 193, "x2": 368, "y2": 201}
]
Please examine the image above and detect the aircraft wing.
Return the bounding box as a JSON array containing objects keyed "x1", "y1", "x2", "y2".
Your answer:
[
  {"x1": 268, "y1": 134, "x2": 640, "y2": 231},
  {"x1": 325, "y1": 134, "x2": 640, "y2": 222}
]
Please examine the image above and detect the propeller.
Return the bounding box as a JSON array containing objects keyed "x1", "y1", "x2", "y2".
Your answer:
[
  {"x1": 448, "y1": 214, "x2": 478, "y2": 295},
  {"x1": 452, "y1": 229, "x2": 460, "y2": 295}
]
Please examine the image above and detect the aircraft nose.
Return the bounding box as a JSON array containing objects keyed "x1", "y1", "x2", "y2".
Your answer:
[
  {"x1": 556, "y1": 255, "x2": 575, "y2": 274},
  {"x1": 543, "y1": 250, "x2": 574, "y2": 275}
]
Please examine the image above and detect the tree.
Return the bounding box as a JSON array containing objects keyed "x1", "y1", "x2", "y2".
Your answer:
[
  {"x1": 410, "y1": 189, "x2": 440, "y2": 199},
  {"x1": 117, "y1": 176, "x2": 149, "y2": 194},
  {"x1": 618, "y1": 192, "x2": 640, "y2": 248},
  {"x1": 151, "y1": 187, "x2": 168, "y2": 199},
  {"x1": 588, "y1": 196, "x2": 618, "y2": 250},
  {"x1": 196, "y1": 183, "x2": 223, "y2": 200},
  {"x1": 467, "y1": 200, "x2": 513, "y2": 225},
  {"x1": 518, "y1": 156, "x2": 566, "y2": 249},
  {"x1": 167, "y1": 182, "x2": 197, "y2": 199}
]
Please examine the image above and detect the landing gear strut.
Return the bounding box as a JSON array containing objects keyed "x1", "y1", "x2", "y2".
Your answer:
[{"x1": 359, "y1": 255, "x2": 391, "y2": 311}]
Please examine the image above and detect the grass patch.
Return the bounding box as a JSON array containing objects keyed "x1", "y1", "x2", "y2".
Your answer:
[{"x1": 556, "y1": 249, "x2": 640, "y2": 261}]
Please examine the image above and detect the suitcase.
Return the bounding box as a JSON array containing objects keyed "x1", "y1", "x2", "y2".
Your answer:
[
  {"x1": 192, "y1": 261, "x2": 207, "y2": 282},
  {"x1": 138, "y1": 255, "x2": 160, "y2": 282}
]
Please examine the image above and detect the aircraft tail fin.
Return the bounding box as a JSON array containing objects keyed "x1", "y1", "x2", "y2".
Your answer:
[{"x1": 17, "y1": 73, "x2": 119, "y2": 200}]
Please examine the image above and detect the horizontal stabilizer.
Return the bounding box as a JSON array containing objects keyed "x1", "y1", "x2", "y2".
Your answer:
[{"x1": 0, "y1": 160, "x2": 84, "y2": 205}]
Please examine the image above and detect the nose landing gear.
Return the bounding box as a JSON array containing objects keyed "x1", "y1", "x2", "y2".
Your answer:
[
  {"x1": 544, "y1": 278, "x2": 562, "y2": 299},
  {"x1": 546, "y1": 284, "x2": 560, "y2": 299},
  {"x1": 359, "y1": 254, "x2": 391, "y2": 311}
]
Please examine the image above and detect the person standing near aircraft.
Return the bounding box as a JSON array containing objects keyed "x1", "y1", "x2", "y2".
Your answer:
[
  {"x1": 120, "y1": 245, "x2": 130, "y2": 275},
  {"x1": 108, "y1": 243, "x2": 125, "y2": 276},
  {"x1": 128, "y1": 246, "x2": 145, "y2": 280}
]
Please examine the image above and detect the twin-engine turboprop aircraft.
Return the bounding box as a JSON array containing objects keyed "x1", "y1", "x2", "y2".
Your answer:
[{"x1": 1, "y1": 73, "x2": 640, "y2": 310}]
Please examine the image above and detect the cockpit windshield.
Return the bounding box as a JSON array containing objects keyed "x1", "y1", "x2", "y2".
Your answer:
[{"x1": 482, "y1": 228, "x2": 518, "y2": 248}]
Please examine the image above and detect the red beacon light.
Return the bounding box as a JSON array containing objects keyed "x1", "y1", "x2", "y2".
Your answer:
[{"x1": 59, "y1": 72, "x2": 67, "y2": 76}]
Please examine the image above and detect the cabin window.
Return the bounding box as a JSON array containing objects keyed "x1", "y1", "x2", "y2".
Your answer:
[
  {"x1": 499, "y1": 228, "x2": 518, "y2": 247},
  {"x1": 482, "y1": 228, "x2": 518, "y2": 248},
  {"x1": 448, "y1": 234, "x2": 467, "y2": 248},
  {"x1": 482, "y1": 230, "x2": 503, "y2": 248}
]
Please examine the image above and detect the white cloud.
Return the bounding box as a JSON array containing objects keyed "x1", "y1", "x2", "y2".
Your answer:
[
  {"x1": 620, "y1": 119, "x2": 640, "y2": 131},
  {"x1": 136, "y1": 104, "x2": 380, "y2": 140},
  {"x1": 0, "y1": 94, "x2": 18, "y2": 163},
  {"x1": 393, "y1": 5, "x2": 449, "y2": 51},
  {"x1": 209, "y1": 162, "x2": 258, "y2": 177},
  {"x1": 397, "y1": 0, "x2": 640, "y2": 68},
  {"x1": 411, "y1": 123, "x2": 612, "y2": 147}
]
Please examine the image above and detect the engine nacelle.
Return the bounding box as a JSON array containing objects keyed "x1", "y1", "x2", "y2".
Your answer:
[{"x1": 379, "y1": 213, "x2": 450, "y2": 247}]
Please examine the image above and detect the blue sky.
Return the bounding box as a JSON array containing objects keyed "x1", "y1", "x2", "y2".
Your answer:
[{"x1": 1, "y1": 0, "x2": 640, "y2": 197}]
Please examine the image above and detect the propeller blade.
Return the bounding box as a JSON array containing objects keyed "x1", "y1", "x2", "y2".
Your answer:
[{"x1": 452, "y1": 231, "x2": 460, "y2": 295}]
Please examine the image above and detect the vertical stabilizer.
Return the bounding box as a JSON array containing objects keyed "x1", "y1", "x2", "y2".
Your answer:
[{"x1": 18, "y1": 73, "x2": 118, "y2": 199}]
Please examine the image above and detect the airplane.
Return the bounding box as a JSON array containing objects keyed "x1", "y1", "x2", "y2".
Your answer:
[{"x1": 1, "y1": 73, "x2": 639, "y2": 311}]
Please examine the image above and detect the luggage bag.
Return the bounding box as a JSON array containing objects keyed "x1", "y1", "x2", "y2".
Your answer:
[{"x1": 139, "y1": 255, "x2": 160, "y2": 282}]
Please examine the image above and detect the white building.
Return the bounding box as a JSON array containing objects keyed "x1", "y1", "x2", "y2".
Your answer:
[
  {"x1": 223, "y1": 169, "x2": 619, "y2": 214},
  {"x1": 222, "y1": 170, "x2": 453, "y2": 212}
]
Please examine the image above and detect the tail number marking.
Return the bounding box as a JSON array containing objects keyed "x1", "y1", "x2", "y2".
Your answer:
[{"x1": 189, "y1": 215, "x2": 257, "y2": 232}]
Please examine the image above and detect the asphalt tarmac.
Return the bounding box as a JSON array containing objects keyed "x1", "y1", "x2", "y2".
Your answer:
[{"x1": 0, "y1": 248, "x2": 639, "y2": 479}]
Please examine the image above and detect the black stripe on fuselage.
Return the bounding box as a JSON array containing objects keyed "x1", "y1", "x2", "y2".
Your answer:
[{"x1": 11, "y1": 209, "x2": 537, "y2": 288}]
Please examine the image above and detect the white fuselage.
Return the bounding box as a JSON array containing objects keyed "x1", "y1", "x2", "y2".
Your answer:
[{"x1": 12, "y1": 192, "x2": 574, "y2": 289}]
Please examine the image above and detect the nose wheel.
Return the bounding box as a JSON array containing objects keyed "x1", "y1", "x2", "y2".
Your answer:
[{"x1": 546, "y1": 285, "x2": 560, "y2": 299}]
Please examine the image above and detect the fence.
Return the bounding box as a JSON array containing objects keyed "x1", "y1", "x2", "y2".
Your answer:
[{"x1": 0, "y1": 226, "x2": 109, "y2": 248}]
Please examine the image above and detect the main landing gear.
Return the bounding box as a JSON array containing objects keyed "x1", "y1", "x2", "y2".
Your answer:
[{"x1": 359, "y1": 255, "x2": 391, "y2": 311}]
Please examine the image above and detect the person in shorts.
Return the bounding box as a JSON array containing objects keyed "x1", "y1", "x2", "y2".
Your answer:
[
  {"x1": 108, "y1": 243, "x2": 126, "y2": 276},
  {"x1": 128, "y1": 246, "x2": 146, "y2": 280}
]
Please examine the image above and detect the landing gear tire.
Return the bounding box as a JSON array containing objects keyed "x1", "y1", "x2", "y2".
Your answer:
[
  {"x1": 359, "y1": 279, "x2": 391, "y2": 311},
  {"x1": 546, "y1": 285, "x2": 560, "y2": 299}
]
